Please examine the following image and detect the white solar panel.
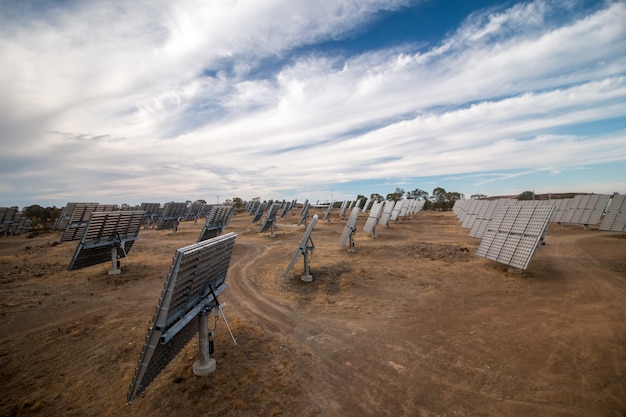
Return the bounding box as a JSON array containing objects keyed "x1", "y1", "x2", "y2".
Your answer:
[
  {"x1": 378, "y1": 200, "x2": 394, "y2": 228},
  {"x1": 128, "y1": 232, "x2": 237, "y2": 402},
  {"x1": 476, "y1": 205, "x2": 554, "y2": 270},
  {"x1": 284, "y1": 214, "x2": 318, "y2": 279},
  {"x1": 363, "y1": 201, "x2": 383, "y2": 234},
  {"x1": 339, "y1": 206, "x2": 361, "y2": 249},
  {"x1": 599, "y1": 195, "x2": 626, "y2": 232}
]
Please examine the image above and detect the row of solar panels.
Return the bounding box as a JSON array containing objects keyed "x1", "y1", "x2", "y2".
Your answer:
[
  {"x1": 454, "y1": 194, "x2": 626, "y2": 233},
  {"x1": 453, "y1": 194, "x2": 626, "y2": 271},
  {"x1": 65, "y1": 205, "x2": 234, "y2": 271},
  {"x1": 0, "y1": 207, "x2": 32, "y2": 236}
]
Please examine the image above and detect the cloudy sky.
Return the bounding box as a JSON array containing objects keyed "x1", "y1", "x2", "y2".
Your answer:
[{"x1": 1, "y1": 0, "x2": 625, "y2": 208}]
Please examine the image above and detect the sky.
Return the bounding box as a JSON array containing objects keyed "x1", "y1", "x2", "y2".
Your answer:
[{"x1": 1, "y1": 0, "x2": 625, "y2": 208}]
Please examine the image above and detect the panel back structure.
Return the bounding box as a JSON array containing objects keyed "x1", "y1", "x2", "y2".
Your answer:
[
  {"x1": 339, "y1": 206, "x2": 361, "y2": 252},
  {"x1": 284, "y1": 214, "x2": 318, "y2": 282},
  {"x1": 60, "y1": 203, "x2": 101, "y2": 242},
  {"x1": 252, "y1": 202, "x2": 268, "y2": 223},
  {"x1": 156, "y1": 202, "x2": 188, "y2": 231},
  {"x1": 68, "y1": 211, "x2": 144, "y2": 272},
  {"x1": 128, "y1": 232, "x2": 237, "y2": 403},
  {"x1": 599, "y1": 195, "x2": 626, "y2": 232},
  {"x1": 476, "y1": 205, "x2": 554, "y2": 270},
  {"x1": 378, "y1": 200, "x2": 395, "y2": 228},
  {"x1": 363, "y1": 201, "x2": 383, "y2": 235},
  {"x1": 197, "y1": 205, "x2": 234, "y2": 242},
  {"x1": 297, "y1": 200, "x2": 310, "y2": 226},
  {"x1": 260, "y1": 203, "x2": 281, "y2": 235},
  {"x1": 140, "y1": 203, "x2": 161, "y2": 228}
]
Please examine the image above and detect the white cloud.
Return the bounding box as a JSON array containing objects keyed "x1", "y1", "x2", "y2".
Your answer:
[{"x1": 0, "y1": 0, "x2": 625, "y2": 206}]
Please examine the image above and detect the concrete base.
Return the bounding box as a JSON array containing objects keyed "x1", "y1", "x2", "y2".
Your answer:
[
  {"x1": 193, "y1": 358, "x2": 216, "y2": 376},
  {"x1": 301, "y1": 274, "x2": 313, "y2": 283},
  {"x1": 508, "y1": 267, "x2": 523, "y2": 274},
  {"x1": 108, "y1": 269, "x2": 121, "y2": 275}
]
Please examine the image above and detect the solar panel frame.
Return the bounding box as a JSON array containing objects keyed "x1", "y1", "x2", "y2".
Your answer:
[
  {"x1": 476, "y1": 205, "x2": 554, "y2": 270},
  {"x1": 284, "y1": 214, "x2": 318, "y2": 278},
  {"x1": 339, "y1": 206, "x2": 361, "y2": 248},
  {"x1": 197, "y1": 205, "x2": 234, "y2": 242},
  {"x1": 156, "y1": 202, "x2": 187, "y2": 230},
  {"x1": 363, "y1": 201, "x2": 383, "y2": 234},
  {"x1": 128, "y1": 232, "x2": 237, "y2": 402},
  {"x1": 68, "y1": 211, "x2": 144, "y2": 271},
  {"x1": 297, "y1": 200, "x2": 310, "y2": 226},
  {"x1": 378, "y1": 200, "x2": 394, "y2": 228},
  {"x1": 599, "y1": 195, "x2": 626, "y2": 232},
  {"x1": 260, "y1": 203, "x2": 281, "y2": 233}
]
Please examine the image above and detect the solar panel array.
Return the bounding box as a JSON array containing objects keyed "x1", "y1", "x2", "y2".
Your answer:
[
  {"x1": 140, "y1": 203, "x2": 161, "y2": 227},
  {"x1": 60, "y1": 203, "x2": 117, "y2": 242},
  {"x1": 553, "y1": 194, "x2": 610, "y2": 225},
  {"x1": 599, "y1": 194, "x2": 626, "y2": 232},
  {"x1": 68, "y1": 211, "x2": 144, "y2": 271},
  {"x1": 476, "y1": 205, "x2": 554, "y2": 270},
  {"x1": 363, "y1": 201, "x2": 383, "y2": 234},
  {"x1": 378, "y1": 200, "x2": 395, "y2": 228},
  {"x1": 284, "y1": 214, "x2": 318, "y2": 278},
  {"x1": 322, "y1": 201, "x2": 334, "y2": 221},
  {"x1": 156, "y1": 202, "x2": 187, "y2": 231},
  {"x1": 128, "y1": 232, "x2": 237, "y2": 402},
  {"x1": 252, "y1": 202, "x2": 267, "y2": 223},
  {"x1": 339, "y1": 206, "x2": 361, "y2": 249},
  {"x1": 297, "y1": 200, "x2": 310, "y2": 226},
  {"x1": 197, "y1": 205, "x2": 234, "y2": 242},
  {"x1": 0, "y1": 207, "x2": 31, "y2": 236},
  {"x1": 260, "y1": 203, "x2": 281, "y2": 233}
]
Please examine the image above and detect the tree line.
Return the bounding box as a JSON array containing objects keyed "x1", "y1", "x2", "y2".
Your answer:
[{"x1": 355, "y1": 187, "x2": 464, "y2": 211}]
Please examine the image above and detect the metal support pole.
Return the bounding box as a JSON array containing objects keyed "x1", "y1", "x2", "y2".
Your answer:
[
  {"x1": 348, "y1": 229, "x2": 356, "y2": 253},
  {"x1": 193, "y1": 308, "x2": 216, "y2": 376},
  {"x1": 109, "y1": 246, "x2": 121, "y2": 275},
  {"x1": 301, "y1": 248, "x2": 313, "y2": 282}
]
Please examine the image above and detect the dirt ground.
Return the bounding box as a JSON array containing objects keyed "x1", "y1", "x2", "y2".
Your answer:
[{"x1": 1, "y1": 209, "x2": 625, "y2": 417}]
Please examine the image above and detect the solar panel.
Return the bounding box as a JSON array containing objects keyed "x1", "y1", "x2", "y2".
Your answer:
[
  {"x1": 338, "y1": 200, "x2": 348, "y2": 218},
  {"x1": 68, "y1": 211, "x2": 144, "y2": 273},
  {"x1": 469, "y1": 200, "x2": 502, "y2": 238},
  {"x1": 140, "y1": 203, "x2": 161, "y2": 228},
  {"x1": 297, "y1": 200, "x2": 310, "y2": 226},
  {"x1": 156, "y1": 202, "x2": 187, "y2": 231},
  {"x1": 322, "y1": 201, "x2": 334, "y2": 222},
  {"x1": 284, "y1": 214, "x2": 318, "y2": 282},
  {"x1": 197, "y1": 205, "x2": 234, "y2": 242},
  {"x1": 476, "y1": 205, "x2": 554, "y2": 270},
  {"x1": 339, "y1": 206, "x2": 361, "y2": 252},
  {"x1": 60, "y1": 203, "x2": 100, "y2": 241},
  {"x1": 128, "y1": 232, "x2": 237, "y2": 403},
  {"x1": 260, "y1": 203, "x2": 281, "y2": 234},
  {"x1": 363, "y1": 201, "x2": 383, "y2": 235},
  {"x1": 378, "y1": 200, "x2": 395, "y2": 228},
  {"x1": 252, "y1": 202, "x2": 267, "y2": 223},
  {"x1": 599, "y1": 195, "x2": 626, "y2": 232},
  {"x1": 557, "y1": 195, "x2": 610, "y2": 225}
]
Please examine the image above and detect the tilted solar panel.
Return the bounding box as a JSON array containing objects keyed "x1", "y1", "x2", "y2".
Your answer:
[{"x1": 128, "y1": 232, "x2": 237, "y2": 402}]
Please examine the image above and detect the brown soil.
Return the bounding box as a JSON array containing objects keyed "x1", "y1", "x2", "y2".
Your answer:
[{"x1": 1, "y1": 210, "x2": 625, "y2": 417}]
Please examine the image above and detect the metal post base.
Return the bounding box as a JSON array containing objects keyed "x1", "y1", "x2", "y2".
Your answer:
[
  {"x1": 193, "y1": 357, "x2": 216, "y2": 376},
  {"x1": 300, "y1": 274, "x2": 313, "y2": 282}
]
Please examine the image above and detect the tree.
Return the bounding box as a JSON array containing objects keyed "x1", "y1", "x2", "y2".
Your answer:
[
  {"x1": 471, "y1": 194, "x2": 487, "y2": 200},
  {"x1": 518, "y1": 191, "x2": 535, "y2": 201},
  {"x1": 385, "y1": 188, "x2": 405, "y2": 202},
  {"x1": 231, "y1": 197, "x2": 244, "y2": 209},
  {"x1": 355, "y1": 195, "x2": 367, "y2": 208},
  {"x1": 429, "y1": 187, "x2": 463, "y2": 211},
  {"x1": 370, "y1": 193, "x2": 384, "y2": 202},
  {"x1": 407, "y1": 188, "x2": 429, "y2": 200}
]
